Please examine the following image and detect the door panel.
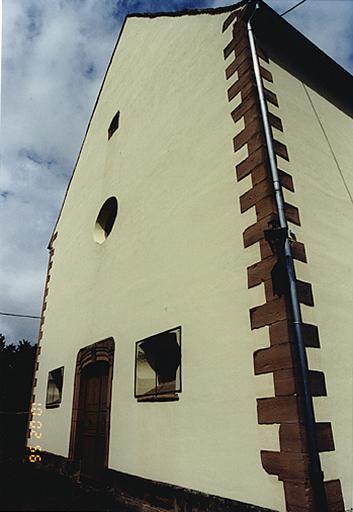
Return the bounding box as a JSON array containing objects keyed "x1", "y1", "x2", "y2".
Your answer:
[{"x1": 75, "y1": 361, "x2": 109, "y2": 480}]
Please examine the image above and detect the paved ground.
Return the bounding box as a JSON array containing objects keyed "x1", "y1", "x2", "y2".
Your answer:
[{"x1": 0, "y1": 462, "x2": 119, "y2": 511}]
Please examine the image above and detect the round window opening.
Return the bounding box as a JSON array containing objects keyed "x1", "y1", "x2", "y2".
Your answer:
[{"x1": 94, "y1": 197, "x2": 118, "y2": 244}]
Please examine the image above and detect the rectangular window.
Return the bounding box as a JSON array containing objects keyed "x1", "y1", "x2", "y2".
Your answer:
[
  {"x1": 135, "y1": 327, "x2": 181, "y2": 401},
  {"x1": 46, "y1": 367, "x2": 64, "y2": 408}
]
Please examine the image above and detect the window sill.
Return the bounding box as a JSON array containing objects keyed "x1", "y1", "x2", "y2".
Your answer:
[
  {"x1": 45, "y1": 403, "x2": 61, "y2": 409},
  {"x1": 137, "y1": 393, "x2": 179, "y2": 403}
]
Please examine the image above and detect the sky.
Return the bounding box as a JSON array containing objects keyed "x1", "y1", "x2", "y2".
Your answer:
[{"x1": 1, "y1": 0, "x2": 353, "y2": 344}]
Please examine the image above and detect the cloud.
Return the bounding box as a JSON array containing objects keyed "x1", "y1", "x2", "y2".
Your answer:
[
  {"x1": 1, "y1": 0, "x2": 122, "y2": 343},
  {"x1": 209, "y1": 0, "x2": 353, "y2": 73},
  {"x1": 0, "y1": 150, "x2": 66, "y2": 343},
  {"x1": 265, "y1": 0, "x2": 353, "y2": 73}
]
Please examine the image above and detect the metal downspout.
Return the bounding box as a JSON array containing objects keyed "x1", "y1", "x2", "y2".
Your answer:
[{"x1": 246, "y1": 7, "x2": 328, "y2": 512}]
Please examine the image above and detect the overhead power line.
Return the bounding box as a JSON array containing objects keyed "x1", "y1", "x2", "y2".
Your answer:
[
  {"x1": 0, "y1": 311, "x2": 42, "y2": 320},
  {"x1": 280, "y1": 0, "x2": 307, "y2": 17}
]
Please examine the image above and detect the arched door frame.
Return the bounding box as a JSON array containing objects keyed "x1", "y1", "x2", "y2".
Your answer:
[{"x1": 69, "y1": 337, "x2": 115, "y2": 470}]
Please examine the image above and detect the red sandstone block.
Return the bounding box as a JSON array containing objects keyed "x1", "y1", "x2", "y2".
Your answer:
[
  {"x1": 257, "y1": 395, "x2": 299, "y2": 424},
  {"x1": 254, "y1": 343, "x2": 293, "y2": 375},
  {"x1": 250, "y1": 296, "x2": 289, "y2": 328}
]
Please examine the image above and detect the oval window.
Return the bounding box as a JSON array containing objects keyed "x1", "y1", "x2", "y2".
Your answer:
[{"x1": 94, "y1": 197, "x2": 118, "y2": 244}]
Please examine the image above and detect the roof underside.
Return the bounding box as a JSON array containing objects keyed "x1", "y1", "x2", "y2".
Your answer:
[{"x1": 252, "y1": 2, "x2": 353, "y2": 118}]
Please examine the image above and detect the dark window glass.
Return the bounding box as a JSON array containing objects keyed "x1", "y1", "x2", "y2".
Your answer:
[
  {"x1": 94, "y1": 196, "x2": 118, "y2": 243},
  {"x1": 108, "y1": 111, "x2": 120, "y2": 140},
  {"x1": 46, "y1": 367, "x2": 64, "y2": 408},
  {"x1": 135, "y1": 327, "x2": 181, "y2": 399}
]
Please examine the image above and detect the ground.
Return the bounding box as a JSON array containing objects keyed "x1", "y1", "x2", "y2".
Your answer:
[{"x1": 0, "y1": 462, "x2": 123, "y2": 511}]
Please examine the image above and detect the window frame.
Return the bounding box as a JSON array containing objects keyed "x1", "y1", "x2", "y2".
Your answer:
[
  {"x1": 45, "y1": 366, "x2": 64, "y2": 409},
  {"x1": 134, "y1": 326, "x2": 182, "y2": 402}
]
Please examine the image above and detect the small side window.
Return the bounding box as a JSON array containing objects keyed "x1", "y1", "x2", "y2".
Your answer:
[
  {"x1": 46, "y1": 367, "x2": 64, "y2": 408},
  {"x1": 135, "y1": 327, "x2": 181, "y2": 402},
  {"x1": 108, "y1": 111, "x2": 120, "y2": 140}
]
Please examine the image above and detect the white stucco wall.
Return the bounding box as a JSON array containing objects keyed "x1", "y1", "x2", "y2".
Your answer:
[
  {"x1": 266, "y1": 59, "x2": 353, "y2": 509},
  {"x1": 29, "y1": 11, "x2": 285, "y2": 512}
]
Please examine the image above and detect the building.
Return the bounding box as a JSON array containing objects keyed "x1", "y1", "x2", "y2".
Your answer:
[{"x1": 27, "y1": 1, "x2": 353, "y2": 511}]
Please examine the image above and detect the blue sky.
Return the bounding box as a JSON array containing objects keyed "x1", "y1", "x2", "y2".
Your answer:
[{"x1": 1, "y1": 0, "x2": 353, "y2": 344}]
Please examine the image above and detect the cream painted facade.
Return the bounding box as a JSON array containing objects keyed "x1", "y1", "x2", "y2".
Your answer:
[
  {"x1": 29, "y1": 6, "x2": 353, "y2": 512},
  {"x1": 265, "y1": 60, "x2": 353, "y2": 509},
  {"x1": 30, "y1": 11, "x2": 285, "y2": 512}
]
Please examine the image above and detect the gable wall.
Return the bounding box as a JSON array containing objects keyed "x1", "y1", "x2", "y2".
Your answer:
[{"x1": 29, "y1": 12, "x2": 285, "y2": 512}]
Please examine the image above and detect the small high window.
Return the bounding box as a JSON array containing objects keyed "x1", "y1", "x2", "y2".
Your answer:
[
  {"x1": 46, "y1": 367, "x2": 64, "y2": 408},
  {"x1": 135, "y1": 327, "x2": 181, "y2": 402},
  {"x1": 108, "y1": 111, "x2": 120, "y2": 140}
]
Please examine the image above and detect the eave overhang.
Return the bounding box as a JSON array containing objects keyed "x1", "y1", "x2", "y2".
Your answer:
[{"x1": 251, "y1": 1, "x2": 353, "y2": 118}]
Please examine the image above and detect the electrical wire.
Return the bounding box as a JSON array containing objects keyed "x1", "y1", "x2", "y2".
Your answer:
[
  {"x1": 0, "y1": 311, "x2": 41, "y2": 320},
  {"x1": 280, "y1": 0, "x2": 307, "y2": 17},
  {"x1": 302, "y1": 82, "x2": 353, "y2": 206}
]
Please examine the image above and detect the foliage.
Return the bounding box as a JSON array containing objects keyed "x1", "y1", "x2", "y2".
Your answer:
[{"x1": 0, "y1": 335, "x2": 37, "y2": 413}]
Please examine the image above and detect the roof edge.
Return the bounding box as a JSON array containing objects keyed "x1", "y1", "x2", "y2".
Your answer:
[
  {"x1": 252, "y1": 1, "x2": 353, "y2": 118},
  {"x1": 125, "y1": 1, "x2": 247, "y2": 20}
]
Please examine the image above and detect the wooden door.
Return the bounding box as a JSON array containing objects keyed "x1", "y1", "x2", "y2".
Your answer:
[{"x1": 75, "y1": 361, "x2": 109, "y2": 480}]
